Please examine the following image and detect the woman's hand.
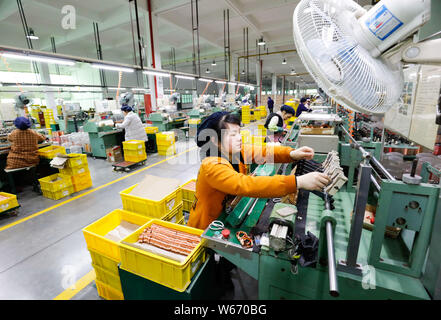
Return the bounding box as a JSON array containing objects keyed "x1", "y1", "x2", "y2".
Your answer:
[
  {"x1": 296, "y1": 172, "x2": 331, "y2": 191},
  {"x1": 290, "y1": 146, "x2": 314, "y2": 161}
]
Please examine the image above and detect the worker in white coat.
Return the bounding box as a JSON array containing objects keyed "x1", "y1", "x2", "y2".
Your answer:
[{"x1": 116, "y1": 105, "x2": 147, "y2": 142}]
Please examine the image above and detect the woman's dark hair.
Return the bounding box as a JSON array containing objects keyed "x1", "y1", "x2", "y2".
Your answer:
[
  {"x1": 121, "y1": 105, "x2": 132, "y2": 112},
  {"x1": 300, "y1": 97, "x2": 307, "y2": 103},
  {"x1": 280, "y1": 105, "x2": 295, "y2": 116},
  {"x1": 199, "y1": 113, "x2": 240, "y2": 159}
]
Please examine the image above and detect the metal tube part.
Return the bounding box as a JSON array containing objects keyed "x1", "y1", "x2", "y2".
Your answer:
[
  {"x1": 326, "y1": 221, "x2": 339, "y2": 297},
  {"x1": 370, "y1": 175, "x2": 381, "y2": 191},
  {"x1": 370, "y1": 156, "x2": 396, "y2": 181}
]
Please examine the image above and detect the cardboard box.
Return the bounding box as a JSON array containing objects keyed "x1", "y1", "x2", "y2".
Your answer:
[{"x1": 106, "y1": 146, "x2": 123, "y2": 163}]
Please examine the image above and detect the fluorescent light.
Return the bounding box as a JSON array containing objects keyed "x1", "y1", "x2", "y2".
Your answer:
[
  {"x1": 215, "y1": 80, "x2": 226, "y2": 84},
  {"x1": 1, "y1": 53, "x2": 75, "y2": 66},
  {"x1": 238, "y1": 83, "x2": 246, "y2": 87},
  {"x1": 211, "y1": 60, "x2": 216, "y2": 66},
  {"x1": 258, "y1": 37, "x2": 265, "y2": 46},
  {"x1": 143, "y1": 70, "x2": 170, "y2": 77},
  {"x1": 132, "y1": 88, "x2": 147, "y2": 91},
  {"x1": 228, "y1": 82, "x2": 237, "y2": 86},
  {"x1": 199, "y1": 78, "x2": 213, "y2": 83},
  {"x1": 282, "y1": 59, "x2": 287, "y2": 64},
  {"x1": 241, "y1": 70, "x2": 245, "y2": 75},
  {"x1": 205, "y1": 68, "x2": 211, "y2": 74},
  {"x1": 92, "y1": 63, "x2": 134, "y2": 73},
  {"x1": 175, "y1": 75, "x2": 195, "y2": 80},
  {"x1": 27, "y1": 28, "x2": 39, "y2": 40},
  {"x1": 108, "y1": 87, "x2": 126, "y2": 90}
]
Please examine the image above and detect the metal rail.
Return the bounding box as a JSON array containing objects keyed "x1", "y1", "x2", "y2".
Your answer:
[{"x1": 324, "y1": 194, "x2": 339, "y2": 297}]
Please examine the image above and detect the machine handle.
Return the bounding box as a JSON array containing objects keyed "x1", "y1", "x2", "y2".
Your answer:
[{"x1": 411, "y1": 159, "x2": 418, "y2": 177}]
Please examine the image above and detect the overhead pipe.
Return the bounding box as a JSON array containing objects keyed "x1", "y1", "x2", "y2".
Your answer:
[
  {"x1": 147, "y1": 0, "x2": 158, "y2": 101},
  {"x1": 238, "y1": 49, "x2": 297, "y2": 81}
]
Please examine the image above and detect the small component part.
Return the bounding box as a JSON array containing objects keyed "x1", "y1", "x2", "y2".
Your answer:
[
  {"x1": 277, "y1": 206, "x2": 297, "y2": 217},
  {"x1": 221, "y1": 229, "x2": 230, "y2": 239},
  {"x1": 260, "y1": 234, "x2": 270, "y2": 247},
  {"x1": 236, "y1": 231, "x2": 253, "y2": 248},
  {"x1": 209, "y1": 220, "x2": 224, "y2": 231},
  {"x1": 269, "y1": 224, "x2": 288, "y2": 251}
]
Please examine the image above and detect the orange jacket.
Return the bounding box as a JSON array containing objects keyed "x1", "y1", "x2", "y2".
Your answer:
[{"x1": 187, "y1": 144, "x2": 297, "y2": 230}]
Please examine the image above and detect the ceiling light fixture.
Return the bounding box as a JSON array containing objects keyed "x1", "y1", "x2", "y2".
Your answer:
[
  {"x1": 175, "y1": 75, "x2": 195, "y2": 80},
  {"x1": 26, "y1": 28, "x2": 39, "y2": 40},
  {"x1": 241, "y1": 70, "x2": 245, "y2": 75},
  {"x1": 205, "y1": 68, "x2": 211, "y2": 74},
  {"x1": 228, "y1": 82, "x2": 237, "y2": 86},
  {"x1": 1, "y1": 52, "x2": 75, "y2": 66},
  {"x1": 215, "y1": 80, "x2": 226, "y2": 84},
  {"x1": 211, "y1": 60, "x2": 216, "y2": 66},
  {"x1": 258, "y1": 37, "x2": 265, "y2": 46},
  {"x1": 199, "y1": 78, "x2": 213, "y2": 83},
  {"x1": 92, "y1": 63, "x2": 134, "y2": 73},
  {"x1": 108, "y1": 87, "x2": 126, "y2": 90},
  {"x1": 282, "y1": 58, "x2": 287, "y2": 64},
  {"x1": 143, "y1": 70, "x2": 170, "y2": 77}
]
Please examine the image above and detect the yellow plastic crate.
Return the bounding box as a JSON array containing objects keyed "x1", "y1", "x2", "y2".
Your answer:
[
  {"x1": 39, "y1": 173, "x2": 73, "y2": 192},
  {"x1": 163, "y1": 204, "x2": 184, "y2": 224},
  {"x1": 42, "y1": 185, "x2": 74, "y2": 200},
  {"x1": 119, "y1": 219, "x2": 206, "y2": 292},
  {"x1": 156, "y1": 132, "x2": 175, "y2": 146},
  {"x1": 252, "y1": 136, "x2": 266, "y2": 144},
  {"x1": 38, "y1": 146, "x2": 66, "y2": 159},
  {"x1": 93, "y1": 263, "x2": 122, "y2": 292},
  {"x1": 88, "y1": 249, "x2": 119, "y2": 275},
  {"x1": 71, "y1": 171, "x2": 92, "y2": 186},
  {"x1": 158, "y1": 150, "x2": 177, "y2": 157},
  {"x1": 73, "y1": 178, "x2": 93, "y2": 193},
  {"x1": 65, "y1": 154, "x2": 88, "y2": 168},
  {"x1": 145, "y1": 126, "x2": 159, "y2": 134},
  {"x1": 120, "y1": 184, "x2": 183, "y2": 218},
  {"x1": 181, "y1": 179, "x2": 196, "y2": 202},
  {"x1": 95, "y1": 279, "x2": 124, "y2": 300},
  {"x1": 178, "y1": 217, "x2": 185, "y2": 225},
  {"x1": 124, "y1": 149, "x2": 146, "y2": 157},
  {"x1": 82, "y1": 209, "x2": 151, "y2": 262},
  {"x1": 183, "y1": 200, "x2": 193, "y2": 212},
  {"x1": 60, "y1": 164, "x2": 89, "y2": 176},
  {"x1": 188, "y1": 119, "x2": 201, "y2": 125},
  {"x1": 0, "y1": 192, "x2": 19, "y2": 213},
  {"x1": 124, "y1": 153, "x2": 147, "y2": 163},
  {"x1": 123, "y1": 140, "x2": 146, "y2": 151}
]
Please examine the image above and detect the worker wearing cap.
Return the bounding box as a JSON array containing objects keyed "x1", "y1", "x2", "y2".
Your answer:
[
  {"x1": 264, "y1": 104, "x2": 296, "y2": 142},
  {"x1": 187, "y1": 111, "x2": 330, "y2": 230},
  {"x1": 6, "y1": 117, "x2": 47, "y2": 170},
  {"x1": 296, "y1": 98, "x2": 311, "y2": 117},
  {"x1": 267, "y1": 96, "x2": 274, "y2": 114},
  {"x1": 115, "y1": 105, "x2": 147, "y2": 142}
]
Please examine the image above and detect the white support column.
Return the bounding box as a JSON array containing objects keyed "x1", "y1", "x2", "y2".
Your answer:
[
  {"x1": 39, "y1": 63, "x2": 57, "y2": 116},
  {"x1": 271, "y1": 73, "x2": 277, "y2": 98},
  {"x1": 255, "y1": 60, "x2": 261, "y2": 106}
]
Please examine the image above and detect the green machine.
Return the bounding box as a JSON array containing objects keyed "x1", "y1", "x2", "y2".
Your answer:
[
  {"x1": 148, "y1": 111, "x2": 188, "y2": 132},
  {"x1": 57, "y1": 111, "x2": 89, "y2": 133},
  {"x1": 201, "y1": 122, "x2": 441, "y2": 300},
  {"x1": 83, "y1": 120, "x2": 124, "y2": 158}
]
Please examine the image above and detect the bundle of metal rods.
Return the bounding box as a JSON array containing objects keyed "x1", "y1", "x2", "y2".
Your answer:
[
  {"x1": 295, "y1": 159, "x2": 325, "y2": 176},
  {"x1": 137, "y1": 224, "x2": 201, "y2": 256}
]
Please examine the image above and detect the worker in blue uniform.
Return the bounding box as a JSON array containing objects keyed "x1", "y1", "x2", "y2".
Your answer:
[{"x1": 296, "y1": 98, "x2": 312, "y2": 117}]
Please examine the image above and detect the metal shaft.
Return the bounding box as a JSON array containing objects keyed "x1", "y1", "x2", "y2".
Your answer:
[
  {"x1": 326, "y1": 221, "x2": 339, "y2": 297},
  {"x1": 370, "y1": 156, "x2": 396, "y2": 181}
]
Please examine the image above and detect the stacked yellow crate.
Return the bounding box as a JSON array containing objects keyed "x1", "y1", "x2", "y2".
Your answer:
[
  {"x1": 156, "y1": 131, "x2": 176, "y2": 156},
  {"x1": 258, "y1": 124, "x2": 267, "y2": 137},
  {"x1": 242, "y1": 106, "x2": 251, "y2": 124},
  {"x1": 241, "y1": 129, "x2": 251, "y2": 144},
  {"x1": 43, "y1": 109, "x2": 55, "y2": 128},
  {"x1": 145, "y1": 126, "x2": 159, "y2": 134},
  {"x1": 253, "y1": 109, "x2": 261, "y2": 121},
  {"x1": 181, "y1": 179, "x2": 196, "y2": 218},
  {"x1": 39, "y1": 173, "x2": 74, "y2": 200},
  {"x1": 123, "y1": 140, "x2": 147, "y2": 163},
  {"x1": 259, "y1": 106, "x2": 267, "y2": 118},
  {"x1": 82, "y1": 209, "x2": 151, "y2": 300},
  {"x1": 60, "y1": 154, "x2": 92, "y2": 193}
]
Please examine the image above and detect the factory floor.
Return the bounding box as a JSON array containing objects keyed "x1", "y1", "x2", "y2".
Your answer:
[{"x1": 0, "y1": 122, "x2": 262, "y2": 300}]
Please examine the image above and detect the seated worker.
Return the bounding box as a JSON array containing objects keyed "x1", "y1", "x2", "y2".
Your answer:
[
  {"x1": 296, "y1": 98, "x2": 312, "y2": 117},
  {"x1": 187, "y1": 111, "x2": 330, "y2": 230},
  {"x1": 6, "y1": 116, "x2": 47, "y2": 170},
  {"x1": 115, "y1": 105, "x2": 147, "y2": 143},
  {"x1": 264, "y1": 104, "x2": 296, "y2": 142}
]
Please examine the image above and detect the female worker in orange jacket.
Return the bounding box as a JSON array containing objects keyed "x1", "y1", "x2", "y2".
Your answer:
[{"x1": 187, "y1": 112, "x2": 330, "y2": 230}]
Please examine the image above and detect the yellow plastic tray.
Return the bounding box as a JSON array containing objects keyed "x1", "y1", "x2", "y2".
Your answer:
[
  {"x1": 71, "y1": 171, "x2": 92, "y2": 185},
  {"x1": 181, "y1": 179, "x2": 196, "y2": 202},
  {"x1": 39, "y1": 173, "x2": 72, "y2": 192},
  {"x1": 156, "y1": 132, "x2": 175, "y2": 146},
  {"x1": 38, "y1": 146, "x2": 66, "y2": 159},
  {"x1": 145, "y1": 126, "x2": 159, "y2": 134},
  {"x1": 120, "y1": 184, "x2": 182, "y2": 218},
  {"x1": 123, "y1": 140, "x2": 146, "y2": 151},
  {"x1": 0, "y1": 192, "x2": 19, "y2": 213},
  {"x1": 88, "y1": 249, "x2": 119, "y2": 275},
  {"x1": 124, "y1": 154, "x2": 147, "y2": 163},
  {"x1": 42, "y1": 185, "x2": 74, "y2": 200},
  {"x1": 73, "y1": 178, "x2": 93, "y2": 193},
  {"x1": 183, "y1": 200, "x2": 193, "y2": 212},
  {"x1": 119, "y1": 219, "x2": 206, "y2": 292},
  {"x1": 65, "y1": 154, "x2": 88, "y2": 168},
  {"x1": 60, "y1": 164, "x2": 89, "y2": 176},
  {"x1": 163, "y1": 204, "x2": 184, "y2": 224},
  {"x1": 93, "y1": 263, "x2": 122, "y2": 292},
  {"x1": 82, "y1": 209, "x2": 150, "y2": 262},
  {"x1": 95, "y1": 279, "x2": 124, "y2": 300}
]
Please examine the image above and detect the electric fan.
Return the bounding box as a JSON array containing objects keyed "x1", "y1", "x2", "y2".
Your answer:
[{"x1": 293, "y1": 0, "x2": 439, "y2": 115}]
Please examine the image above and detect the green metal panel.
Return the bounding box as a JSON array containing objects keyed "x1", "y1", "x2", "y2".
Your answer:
[{"x1": 118, "y1": 255, "x2": 223, "y2": 300}]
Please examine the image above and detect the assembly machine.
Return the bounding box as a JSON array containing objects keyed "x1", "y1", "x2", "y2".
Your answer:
[
  {"x1": 201, "y1": 121, "x2": 441, "y2": 299},
  {"x1": 83, "y1": 118, "x2": 124, "y2": 158}
]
